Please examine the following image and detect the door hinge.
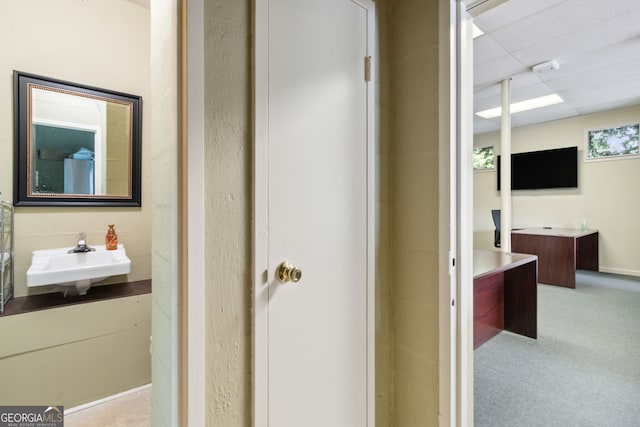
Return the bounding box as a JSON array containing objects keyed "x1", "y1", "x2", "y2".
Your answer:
[{"x1": 364, "y1": 56, "x2": 372, "y2": 82}]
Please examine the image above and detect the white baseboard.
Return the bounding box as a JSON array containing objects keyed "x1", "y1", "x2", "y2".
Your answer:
[
  {"x1": 64, "y1": 383, "x2": 151, "y2": 414},
  {"x1": 597, "y1": 267, "x2": 640, "y2": 278}
]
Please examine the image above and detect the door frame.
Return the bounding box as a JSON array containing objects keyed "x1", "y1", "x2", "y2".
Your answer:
[
  {"x1": 456, "y1": 2, "x2": 475, "y2": 424},
  {"x1": 441, "y1": 1, "x2": 475, "y2": 425},
  {"x1": 185, "y1": 0, "x2": 206, "y2": 425},
  {"x1": 454, "y1": 2, "x2": 505, "y2": 424},
  {"x1": 252, "y1": 0, "x2": 376, "y2": 425}
]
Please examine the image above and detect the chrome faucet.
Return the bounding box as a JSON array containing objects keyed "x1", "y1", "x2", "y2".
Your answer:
[{"x1": 68, "y1": 233, "x2": 95, "y2": 253}]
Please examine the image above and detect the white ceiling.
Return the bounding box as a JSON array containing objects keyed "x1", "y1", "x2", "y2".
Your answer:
[{"x1": 473, "y1": 0, "x2": 640, "y2": 134}]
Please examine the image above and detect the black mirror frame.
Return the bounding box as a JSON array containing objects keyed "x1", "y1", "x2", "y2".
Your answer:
[{"x1": 13, "y1": 70, "x2": 142, "y2": 207}]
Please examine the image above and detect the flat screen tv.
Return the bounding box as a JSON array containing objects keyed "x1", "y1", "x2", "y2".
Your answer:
[{"x1": 497, "y1": 146, "x2": 578, "y2": 190}]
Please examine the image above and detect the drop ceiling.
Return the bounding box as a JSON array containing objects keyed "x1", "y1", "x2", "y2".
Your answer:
[{"x1": 473, "y1": 0, "x2": 640, "y2": 134}]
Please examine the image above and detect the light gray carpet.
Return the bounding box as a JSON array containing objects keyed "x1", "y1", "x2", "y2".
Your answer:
[{"x1": 474, "y1": 271, "x2": 640, "y2": 427}]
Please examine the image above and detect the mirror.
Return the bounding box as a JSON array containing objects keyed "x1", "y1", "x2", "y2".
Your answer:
[{"x1": 13, "y1": 71, "x2": 142, "y2": 207}]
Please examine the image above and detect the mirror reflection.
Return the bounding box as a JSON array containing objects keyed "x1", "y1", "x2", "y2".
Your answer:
[
  {"x1": 14, "y1": 71, "x2": 142, "y2": 207},
  {"x1": 31, "y1": 87, "x2": 131, "y2": 196}
]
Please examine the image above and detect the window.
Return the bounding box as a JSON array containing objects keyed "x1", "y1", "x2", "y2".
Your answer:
[
  {"x1": 473, "y1": 146, "x2": 495, "y2": 170},
  {"x1": 586, "y1": 123, "x2": 639, "y2": 161}
]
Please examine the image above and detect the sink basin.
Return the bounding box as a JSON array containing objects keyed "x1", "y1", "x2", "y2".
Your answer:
[{"x1": 27, "y1": 244, "x2": 131, "y2": 296}]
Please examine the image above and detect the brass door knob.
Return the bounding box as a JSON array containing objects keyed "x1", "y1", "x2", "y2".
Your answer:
[{"x1": 277, "y1": 261, "x2": 302, "y2": 283}]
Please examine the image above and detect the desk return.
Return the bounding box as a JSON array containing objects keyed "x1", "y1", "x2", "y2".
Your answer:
[{"x1": 474, "y1": 250, "x2": 538, "y2": 349}]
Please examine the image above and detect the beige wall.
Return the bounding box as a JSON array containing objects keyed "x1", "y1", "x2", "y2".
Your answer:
[
  {"x1": 0, "y1": 295, "x2": 151, "y2": 408},
  {"x1": 0, "y1": 0, "x2": 152, "y2": 410},
  {"x1": 474, "y1": 105, "x2": 640, "y2": 276},
  {"x1": 202, "y1": 0, "x2": 252, "y2": 424},
  {"x1": 389, "y1": 1, "x2": 443, "y2": 425},
  {"x1": 0, "y1": 0, "x2": 152, "y2": 297},
  {"x1": 375, "y1": 1, "x2": 394, "y2": 425}
]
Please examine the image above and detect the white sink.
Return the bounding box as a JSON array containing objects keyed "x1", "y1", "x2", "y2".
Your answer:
[{"x1": 27, "y1": 244, "x2": 131, "y2": 296}]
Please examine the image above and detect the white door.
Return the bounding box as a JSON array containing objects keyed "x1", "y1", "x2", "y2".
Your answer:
[{"x1": 254, "y1": 0, "x2": 375, "y2": 426}]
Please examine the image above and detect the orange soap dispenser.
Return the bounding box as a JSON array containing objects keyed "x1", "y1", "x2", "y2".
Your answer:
[{"x1": 106, "y1": 224, "x2": 118, "y2": 250}]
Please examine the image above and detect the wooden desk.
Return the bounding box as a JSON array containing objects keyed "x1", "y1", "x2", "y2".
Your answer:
[
  {"x1": 511, "y1": 228, "x2": 598, "y2": 288},
  {"x1": 473, "y1": 250, "x2": 538, "y2": 349}
]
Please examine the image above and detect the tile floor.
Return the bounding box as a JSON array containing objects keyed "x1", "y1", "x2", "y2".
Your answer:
[{"x1": 64, "y1": 386, "x2": 151, "y2": 426}]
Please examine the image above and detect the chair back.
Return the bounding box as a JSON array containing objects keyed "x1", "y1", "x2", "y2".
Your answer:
[
  {"x1": 491, "y1": 209, "x2": 501, "y2": 248},
  {"x1": 491, "y1": 209, "x2": 500, "y2": 229}
]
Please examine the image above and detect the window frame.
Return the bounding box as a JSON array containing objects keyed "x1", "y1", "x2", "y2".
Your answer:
[{"x1": 584, "y1": 122, "x2": 640, "y2": 162}]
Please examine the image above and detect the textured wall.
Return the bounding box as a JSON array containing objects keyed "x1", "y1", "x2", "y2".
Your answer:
[
  {"x1": 389, "y1": 0, "x2": 443, "y2": 425},
  {"x1": 374, "y1": 0, "x2": 394, "y2": 425},
  {"x1": 203, "y1": 0, "x2": 252, "y2": 424}
]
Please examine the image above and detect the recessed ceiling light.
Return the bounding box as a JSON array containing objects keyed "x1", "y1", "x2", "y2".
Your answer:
[
  {"x1": 475, "y1": 94, "x2": 564, "y2": 119},
  {"x1": 472, "y1": 24, "x2": 484, "y2": 39}
]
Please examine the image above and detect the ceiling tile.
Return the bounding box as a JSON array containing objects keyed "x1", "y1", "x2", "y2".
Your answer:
[
  {"x1": 511, "y1": 8, "x2": 640, "y2": 67},
  {"x1": 509, "y1": 103, "x2": 579, "y2": 127},
  {"x1": 488, "y1": 0, "x2": 640, "y2": 55},
  {"x1": 473, "y1": 35, "x2": 509, "y2": 67},
  {"x1": 474, "y1": 54, "x2": 528, "y2": 87},
  {"x1": 546, "y1": 57, "x2": 640, "y2": 95},
  {"x1": 561, "y1": 79, "x2": 640, "y2": 104},
  {"x1": 474, "y1": 81, "x2": 558, "y2": 112},
  {"x1": 473, "y1": 0, "x2": 640, "y2": 134},
  {"x1": 473, "y1": 119, "x2": 500, "y2": 135},
  {"x1": 576, "y1": 98, "x2": 640, "y2": 116},
  {"x1": 474, "y1": 0, "x2": 566, "y2": 33}
]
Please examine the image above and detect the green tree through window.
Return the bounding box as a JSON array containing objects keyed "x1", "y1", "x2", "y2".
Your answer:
[
  {"x1": 473, "y1": 146, "x2": 495, "y2": 170},
  {"x1": 587, "y1": 124, "x2": 639, "y2": 159}
]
